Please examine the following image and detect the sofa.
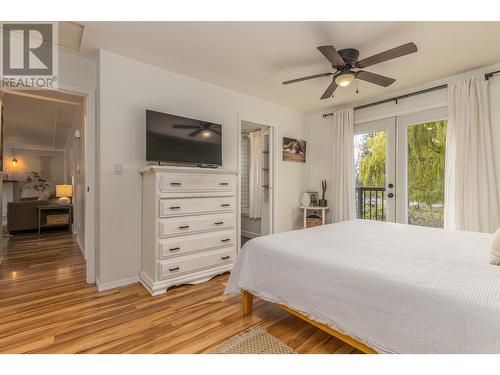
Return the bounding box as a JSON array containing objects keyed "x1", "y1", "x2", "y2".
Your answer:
[{"x1": 7, "y1": 197, "x2": 59, "y2": 233}]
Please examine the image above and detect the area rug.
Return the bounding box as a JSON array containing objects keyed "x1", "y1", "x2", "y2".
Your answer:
[{"x1": 218, "y1": 327, "x2": 296, "y2": 354}]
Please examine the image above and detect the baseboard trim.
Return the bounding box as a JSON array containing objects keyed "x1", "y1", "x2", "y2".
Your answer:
[
  {"x1": 96, "y1": 275, "x2": 140, "y2": 292},
  {"x1": 241, "y1": 230, "x2": 261, "y2": 239},
  {"x1": 76, "y1": 238, "x2": 86, "y2": 260}
]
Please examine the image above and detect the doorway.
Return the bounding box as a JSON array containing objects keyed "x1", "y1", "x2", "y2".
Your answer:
[
  {"x1": 354, "y1": 107, "x2": 448, "y2": 228},
  {"x1": 238, "y1": 119, "x2": 274, "y2": 249},
  {"x1": 0, "y1": 85, "x2": 95, "y2": 283}
]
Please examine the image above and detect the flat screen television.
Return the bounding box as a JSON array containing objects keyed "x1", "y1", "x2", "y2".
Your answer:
[{"x1": 146, "y1": 110, "x2": 222, "y2": 166}]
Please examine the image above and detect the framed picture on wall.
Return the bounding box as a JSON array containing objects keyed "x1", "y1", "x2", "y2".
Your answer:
[{"x1": 282, "y1": 137, "x2": 306, "y2": 163}]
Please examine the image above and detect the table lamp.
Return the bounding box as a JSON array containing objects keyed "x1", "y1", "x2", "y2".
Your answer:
[{"x1": 56, "y1": 185, "x2": 73, "y2": 205}]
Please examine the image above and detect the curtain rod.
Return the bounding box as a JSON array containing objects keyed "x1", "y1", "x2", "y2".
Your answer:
[{"x1": 322, "y1": 70, "x2": 500, "y2": 117}]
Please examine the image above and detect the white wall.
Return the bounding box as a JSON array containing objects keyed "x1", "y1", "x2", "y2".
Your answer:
[
  {"x1": 98, "y1": 49, "x2": 307, "y2": 284},
  {"x1": 306, "y1": 63, "x2": 500, "y2": 223}
]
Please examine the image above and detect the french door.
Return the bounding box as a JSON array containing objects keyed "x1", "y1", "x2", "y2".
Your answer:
[
  {"x1": 354, "y1": 117, "x2": 396, "y2": 222},
  {"x1": 354, "y1": 107, "x2": 448, "y2": 227}
]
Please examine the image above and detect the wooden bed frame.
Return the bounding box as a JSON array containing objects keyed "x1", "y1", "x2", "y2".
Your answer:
[{"x1": 242, "y1": 290, "x2": 377, "y2": 354}]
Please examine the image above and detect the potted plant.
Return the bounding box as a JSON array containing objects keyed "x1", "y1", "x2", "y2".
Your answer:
[{"x1": 318, "y1": 180, "x2": 327, "y2": 207}]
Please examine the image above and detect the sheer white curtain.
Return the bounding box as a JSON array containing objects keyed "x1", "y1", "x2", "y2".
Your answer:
[
  {"x1": 331, "y1": 108, "x2": 355, "y2": 222},
  {"x1": 445, "y1": 76, "x2": 500, "y2": 233},
  {"x1": 249, "y1": 130, "x2": 262, "y2": 218}
]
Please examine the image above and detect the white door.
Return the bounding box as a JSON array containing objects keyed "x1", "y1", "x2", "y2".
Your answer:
[
  {"x1": 354, "y1": 117, "x2": 396, "y2": 222},
  {"x1": 396, "y1": 107, "x2": 448, "y2": 227}
]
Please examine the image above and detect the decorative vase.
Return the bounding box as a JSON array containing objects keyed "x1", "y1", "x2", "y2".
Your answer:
[
  {"x1": 301, "y1": 192, "x2": 311, "y2": 207},
  {"x1": 318, "y1": 199, "x2": 327, "y2": 207}
]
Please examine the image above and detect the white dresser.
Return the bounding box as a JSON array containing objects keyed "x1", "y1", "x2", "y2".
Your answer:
[{"x1": 140, "y1": 166, "x2": 237, "y2": 296}]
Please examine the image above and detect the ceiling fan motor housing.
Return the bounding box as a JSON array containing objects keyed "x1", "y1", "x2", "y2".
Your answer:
[{"x1": 337, "y1": 48, "x2": 360, "y2": 69}]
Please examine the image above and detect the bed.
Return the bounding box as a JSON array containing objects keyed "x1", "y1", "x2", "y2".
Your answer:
[{"x1": 225, "y1": 219, "x2": 500, "y2": 353}]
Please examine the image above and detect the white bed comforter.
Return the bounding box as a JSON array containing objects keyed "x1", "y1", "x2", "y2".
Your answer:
[{"x1": 226, "y1": 219, "x2": 500, "y2": 353}]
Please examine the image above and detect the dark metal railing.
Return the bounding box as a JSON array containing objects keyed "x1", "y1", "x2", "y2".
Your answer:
[{"x1": 356, "y1": 187, "x2": 386, "y2": 221}]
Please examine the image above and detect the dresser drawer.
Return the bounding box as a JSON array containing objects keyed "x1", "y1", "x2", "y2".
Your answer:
[
  {"x1": 159, "y1": 212, "x2": 235, "y2": 238},
  {"x1": 159, "y1": 247, "x2": 235, "y2": 280},
  {"x1": 159, "y1": 230, "x2": 234, "y2": 259},
  {"x1": 160, "y1": 197, "x2": 235, "y2": 217},
  {"x1": 159, "y1": 173, "x2": 235, "y2": 193}
]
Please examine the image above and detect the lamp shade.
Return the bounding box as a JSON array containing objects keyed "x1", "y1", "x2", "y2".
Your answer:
[{"x1": 56, "y1": 184, "x2": 73, "y2": 198}]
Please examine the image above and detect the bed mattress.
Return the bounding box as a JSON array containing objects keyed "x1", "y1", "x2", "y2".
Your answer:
[{"x1": 226, "y1": 219, "x2": 500, "y2": 353}]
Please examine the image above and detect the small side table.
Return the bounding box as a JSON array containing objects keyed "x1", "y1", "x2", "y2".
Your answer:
[
  {"x1": 37, "y1": 205, "x2": 73, "y2": 235},
  {"x1": 300, "y1": 206, "x2": 329, "y2": 229}
]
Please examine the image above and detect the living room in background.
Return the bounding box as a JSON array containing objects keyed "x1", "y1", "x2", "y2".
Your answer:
[{"x1": 0, "y1": 89, "x2": 87, "y2": 249}]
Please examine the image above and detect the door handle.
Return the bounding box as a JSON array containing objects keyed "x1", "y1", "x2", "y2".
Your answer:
[
  {"x1": 170, "y1": 182, "x2": 182, "y2": 186},
  {"x1": 214, "y1": 221, "x2": 224, "y2": 225},
  {"x1": 169, "y1": 266, "x2": 180, "y2": 272},
  {"x1": 219, "y1": 182, "x2": 229, "y2": 186},
  {"x1": 221, "y1": 204, "x2": 230, "y2": 207},
  {"x1": 221, "y1": 238, "x2": 231, "y2": 242},
  {"x1": 221, "y1": 256, "x2": 230, "y2": 260},
  {"x1": 169, "y1": 206, "x2": 181, "y2": 210},
  {"x1": 388, "y1": 193, "x2": 394, "y2": 198},
  {"x1": 169, "y1": 247, "x2": 180, "y2": 251},
  {"x1": 178, "y1": 225, "x2": 190, "y2": 229}
]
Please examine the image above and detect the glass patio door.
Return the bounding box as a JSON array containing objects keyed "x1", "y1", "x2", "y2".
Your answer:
[
  {"x1": 396, "y1": 107, "x2": 448, "y2": 227},
  {"x1": 354, "y1": 117, "x2": 396, "y2": 222}
]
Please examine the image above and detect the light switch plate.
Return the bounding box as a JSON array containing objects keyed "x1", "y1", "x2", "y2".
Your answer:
[{"x1": 114, "y1": 164, "x2": 124, "y2": 175}]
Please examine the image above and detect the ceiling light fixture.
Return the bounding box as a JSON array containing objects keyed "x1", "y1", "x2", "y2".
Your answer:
[
  {"x1": 201, "y1": 130, "x2": 212, "y2": 138},
  {"x1": 334, "y1": 72, "x2": 355, "y2": 87},
  {"x1": 11, "y1": 149, "x2": 17, "y2": 166}
]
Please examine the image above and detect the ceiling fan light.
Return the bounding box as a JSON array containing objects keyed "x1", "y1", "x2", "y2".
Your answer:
[{"x1": 335, "y1": 72, "x2": 355, "y2": 87}]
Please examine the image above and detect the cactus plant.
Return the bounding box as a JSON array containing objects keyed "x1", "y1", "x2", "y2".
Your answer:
[{"x1": 319, "y1": 180, "x2": 327, "y2": 207}]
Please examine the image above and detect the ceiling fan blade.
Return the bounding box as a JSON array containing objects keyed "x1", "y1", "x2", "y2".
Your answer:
[
  {"x1": 356, "y1": 70, "x2": 396, "y2": 87},
  {"x1": 317, "y1": 46, "x2": 345, "y2": 67},
  {"x1": 189, "y1": 128, "x2": 204, "y2": 137},
  {"x1": 173, "y1": 125, "x2": 201, "y2": 129},
  {"x1": 282, "y1": 72, "x2": 332, "y2": 85},
  {"x1": 356, "y1": 42, "x2": 417, "y2": 69},
  {"x1": 320, "y1": 80, "x2": 338, "y2": 100}
]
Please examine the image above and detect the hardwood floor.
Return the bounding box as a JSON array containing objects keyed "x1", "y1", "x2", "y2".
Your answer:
[{"x1": 0, "y1": 232, "x2": 360, "y2": 354}]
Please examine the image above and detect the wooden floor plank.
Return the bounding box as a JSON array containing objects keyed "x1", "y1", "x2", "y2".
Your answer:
[{"x1": 0, "y1": 232, "x2": 359, "y2": 354}]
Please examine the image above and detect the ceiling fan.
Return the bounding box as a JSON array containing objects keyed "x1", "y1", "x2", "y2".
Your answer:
[
  {"x1": 282, "y1": 42, "x2": 418, "y2": 100},
  {"x1": 173, "y1": 122, "x2": 221, "y2": 138}
]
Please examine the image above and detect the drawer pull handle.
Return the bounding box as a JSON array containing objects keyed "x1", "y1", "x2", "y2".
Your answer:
[
  {"x1": 178, "y1": 225, "x2": 190, "y2": 229},
  {"x1": 221, "y1": 204, "x2": 230, "y2": 207},
  {"x1": 219, "y1": 182, "x2": 229, "y2": 186},
  {"x1": 169, "y1": 266, "x2": 180, "y2": 272},
  {"x1": 214, "y1": 221, "x2": 224, "y2": 225},
  {"x1": 221, "y1": 238, "x2": 231, "y2": 242},
  {"x1": 170, "y1": 206, "x2": 181, "y2": 210},
  {"x1": 169, "y1": 247, "x2": 180, "y2": 251},
  {"x1": 221, "y1": 256, "x2": 230, "y2": 260},
  {"x1": 170, "y1": 182, "x2": 182, "y2": 186}
]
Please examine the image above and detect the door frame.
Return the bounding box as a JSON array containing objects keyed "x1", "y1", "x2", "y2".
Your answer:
[
  {"x1": 354, "y1": 117, "x2": 397, "y2": 222},
  {"x1": 236, "y1": 115, "x2": 276, "y2": 251},
  {"x1": 58, "y1": 83, "x2": 96, "y2": 284}
]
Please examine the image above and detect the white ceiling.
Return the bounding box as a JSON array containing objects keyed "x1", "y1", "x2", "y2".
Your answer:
[
  {"x1": 80, "y1": 22, "x2": 500, "y2": 112},
  {"x1": 2, "y1": 90, "x2": 83, "y2": 150}
]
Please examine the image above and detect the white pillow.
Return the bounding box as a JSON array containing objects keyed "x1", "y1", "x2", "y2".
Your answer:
[{"x1": 490, "y1": 227, "x2": 500, "y2": 265}]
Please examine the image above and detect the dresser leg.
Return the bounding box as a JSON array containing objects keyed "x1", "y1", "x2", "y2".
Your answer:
[{"x1": 242, "y1": 290, "x2": 253, "y2": 315}]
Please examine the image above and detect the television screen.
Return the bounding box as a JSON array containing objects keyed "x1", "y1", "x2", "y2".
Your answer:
[{"x1": 146, "y1": 110, "x2": 222, "y2": 166}]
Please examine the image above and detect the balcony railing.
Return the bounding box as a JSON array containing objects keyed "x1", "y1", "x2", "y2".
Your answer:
[{"x1": 355, "y1": 186, "x2": 386, "y2": 221}]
